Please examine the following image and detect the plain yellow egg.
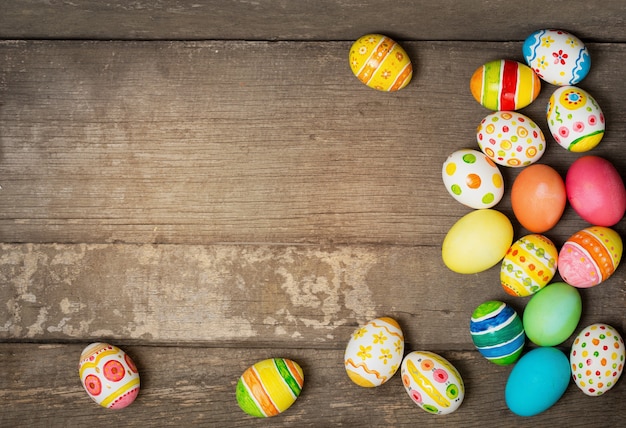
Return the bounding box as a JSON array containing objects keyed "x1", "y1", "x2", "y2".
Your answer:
[{"x1": 442, "y1": 209, "x2": 513, "y2": 274}]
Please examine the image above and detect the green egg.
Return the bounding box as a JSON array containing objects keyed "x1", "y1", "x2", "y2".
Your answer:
[{"x1": 522, "y1": 282, "x2": 582, "y2": 346}]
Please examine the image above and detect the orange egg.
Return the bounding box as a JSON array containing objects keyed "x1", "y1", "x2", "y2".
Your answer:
[{"x1": 511, "y1": 164, "x2": 566, "y2": 233}]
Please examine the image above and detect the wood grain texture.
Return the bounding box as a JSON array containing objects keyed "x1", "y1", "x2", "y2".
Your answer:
[
  {"x1": 1, "y1": 0, "x2": 625, "y2": 42},
  {"x1": 1, "y1": 243, "x2": 625, "y2": 349},
  {"x1": 1, "y1": 41, "x2": 625, "y2": 245},
  {"x1": 1, "y1": 343, "x2": 625, "y2": 427}
]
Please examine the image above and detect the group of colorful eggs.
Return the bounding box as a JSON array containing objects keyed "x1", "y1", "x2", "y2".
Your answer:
[
  {"x1": 442, "y1": 29, "x2": 626, "y2": 417},
  {"x1": 77, "y1": 30, "x2": 624, "y2": 419}
]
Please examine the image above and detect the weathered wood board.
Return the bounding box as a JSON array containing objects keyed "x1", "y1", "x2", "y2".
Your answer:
[
  {"x1": 1, "y1": 2, "x2": 626, "y2": 426},
  {"x1": 1, "y1": 0, "x2": 625, "y2": 42},
  {"x1": 1, "y1": 41, "x2": 624, "y2": 245},
  {"x1": 1, "y1": 344, "x2": 625, "y2": 427}
]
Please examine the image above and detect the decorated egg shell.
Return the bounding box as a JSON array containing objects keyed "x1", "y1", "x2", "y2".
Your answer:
[
  {"x1": 523, "y1": 282, "x2": 582, "y2": 347},
  {"x1": 470, "y1": 301, "x2": 525, "y2": 365},
  {"x1": 78, "y1": 342, "x2": 140, "y2": 409},
  {"x1": 344, "y1": 317, "x2": 404, "y2": 387},
  {"x1": 570, "y1": 323, "x2": 625, "y2": 396},
  {"x1": 566, "y1": 156, "x2": 626, "y2": 227},
  {"x1": 401, "y1": 351, "x2": 464, "y2": 415},
  {"x1": 236, "y1": 358, "x2": 304, "y2": 418},
  {"x1": 470, "y1": 59, "x2": 541, "y2": 110},
  {"x1": 501, "y1": 234, "x2": 558, "y2": 297},
  {"x1": 476, "y1": 111, "x2": 545, "y2": 167},
  {"x1": 558, "y1": 226, "x2": 623, "y2": 288},
  {"x1": 349, "y1": 34, "x2": 412, "y2": 91},
  {"x1": 523, "y1": 29, "x2": 591, "y2": 86},
  {"x1": 442, "y1": 149, "x2": 504, "y2": 209},
  {"x1": 505, "y1": 347, "x2": 570, "y2": 417},
  {"x1": 511, "y1": 164, "x2": 566, "y2": 233},
  {"x1": 442, "y1": 209, "x2": 513, "y2": 274},
  {"x1": 547, "y1": 85, "x2": 605, "y2": 152}
]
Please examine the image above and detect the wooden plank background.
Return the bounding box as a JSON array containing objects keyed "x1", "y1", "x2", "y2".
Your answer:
[{"x1": 1, "y1": 1, "x2": 626, "y2": 426}]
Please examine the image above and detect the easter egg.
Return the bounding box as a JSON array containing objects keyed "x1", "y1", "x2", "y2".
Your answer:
[
  {"x1": 546, "y1": 85, "x2": 605, "y2": 152},
  {"x1": 523, "y1": 29, "x2": 591, "y2": 86},
  {"x1": 511, "y1": 164, "x2": 566, "y2": 233},
  {"x1": 523, "y1": 282, "x2": 582, "y2": 346},
  {"x1": 344, "y1": 317, "x2": 404, "y2": 387},
  {"x1": 558, "y1": 226, "x2": 623, "y2": 288},
  {"x1": 401, "y1": 351, "x2": 464, "y2": 415},
  {"x1": 476, "y1": 111, "x2": 546, "y2": 167},
  {"x1": 505, "y1": 347, "x2": 570, "y2": 417},
  {"x1": 500, "y1": 234, "x2": 558, "y2": 297},
  {"x1": 442, "y1": 209, "x2": 513, "y2": 274},
  {"x1": 570, "y1": 323, "x2": 625, "y2": 396},
  {"x1": 236, "y1": 358, "x2": 304, "y2": 418},
  {"x1": 470, "y1": 59, "x2": 541, "y2": 110},
  {"x1": 566, "y1": 156, "x2": 626, "y2": 226},
  {"x1": 349, "y1": 34, "x2": 412, "y2": 91},
  {"x1": 470, "y1": 301, "x2": 525, "y2": 365},
  {"x1": 441, "y1": 149, "x2": 504, "y2": 209},
  {"x1": 78, "y1": 343, "x2": 140, "y2": 409}
]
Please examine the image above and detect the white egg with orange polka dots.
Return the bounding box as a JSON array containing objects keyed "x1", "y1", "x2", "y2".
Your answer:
[{"x1": 442, "y1": 149, "x2": 504, "y2": 209}]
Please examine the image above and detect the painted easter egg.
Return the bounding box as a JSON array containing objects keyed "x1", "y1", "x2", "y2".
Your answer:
[
  {"x1": 349, "y1": 34, "x2": 412, "y2": 91},
  {"x1": 78, "y1": 343, "x2": 140, "y2": 409},
  {"x1": 470, "y1": 301, "x2": 525, "y2": 365},
  {"x1": 546, "y1": 85, "x2": 605, "y2": 152},
  {"x1": 523, "y1": 282, "x2": 582, "y2": 346},
  {"x1": 505, "y1": 347, "x2": 570, "y2": 417},
  {"x1": 470, "y1": 59, "x2": 541, "y2": 110},
  {"x1": 476, "y1": 111, "x2": 546, "y2": 167},
  {"x1": 442, "y1": 209, "x2": 513, "y2": 274},
  {"x1": 511, "y1": 164, "x2": 566, "y2": 233},
  {"x1": 236, "y1": 358, "x2": 304, "y2": 418},
  {"x1": 523, "y1": 29, "x2": 591, "y2": 86},
  {"x1": 501, "y1": 234, "x2": 558, "y2": 297},
  {"x1": 558, "y1": 226, "x2": 623, "y2": 288},
  {"x1": 566, "y1": 156, "x2": 626, "y2": 227},
  {"x1": 401, "y1": 351, "x2": 464, "y2": 415},
  {"x1": 344, "y1": 317, "x2": 404, "y2": 387},
  {"x1": 441, "y1": 149, "x2": 504, "y2": 209},
  {"x1": 570, "y1": 323, "x2": 625, "y2": 396}
]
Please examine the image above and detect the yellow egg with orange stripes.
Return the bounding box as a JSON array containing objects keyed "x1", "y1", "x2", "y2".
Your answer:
[
  {"x1": 344, "y1": 317, "x2": 405, "y2": 387},
  {"x1": 401, "y1": 351, "x2": 465, "y2": 415},
  {"x1": 501, "y1": 234, "x2": 559, "y2": 297},
  {"x1": 349, "y1": 34, "x2": 413, "y2": 91},
  {"x1": 78, "y1": 343, "x2": 140, "y2": 409},
  {"x1": 236, "y1": 358, "x2": 304, "y2": 418}
]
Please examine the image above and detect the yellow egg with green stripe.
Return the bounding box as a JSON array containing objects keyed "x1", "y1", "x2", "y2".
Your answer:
[
  {"x1": 349, "y1": 34, "x2": 413, "y2": 91},
  {"x1": 236, "y1": 358, "x2": 304, "y2": 418},
  {"x1": 501, "y1": 234, "x2": 558, "y2": 297}
]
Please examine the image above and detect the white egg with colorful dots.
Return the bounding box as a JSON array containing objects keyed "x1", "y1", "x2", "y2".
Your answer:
[
  {"x1": 546, "y1": 86, "x2": 605, "y2": 152},
  {"x1": 570, "y1": 323, "x2": 625, "y2": 396},
  {"x1": 442, "y1": 149, "x2": 504, "y2": 209},
  {"x1": 477, "y1": 111, "x2": 546, "y2": 167}
]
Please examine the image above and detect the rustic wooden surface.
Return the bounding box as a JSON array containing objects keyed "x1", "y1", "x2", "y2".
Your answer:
[{"x1": 1, "y1": 1, "x2": 626, "y2": 426}]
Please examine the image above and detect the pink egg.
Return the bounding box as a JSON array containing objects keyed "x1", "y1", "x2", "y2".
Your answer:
[
  {"x1": 565, "y1": 156, "x2": 626, "y2": 226},
  {"x1": 558, "y1": 226, "x2": 623, "y2": 288}
]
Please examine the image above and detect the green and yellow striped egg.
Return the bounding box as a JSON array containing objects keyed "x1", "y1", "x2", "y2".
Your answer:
[
  {"x1": 470, "y1": 59, "x2": 541, "y2": 110},
  {"x1": 236, "y1": 358, "x2": 304, "y2": 418},
  {"x1": 349, "y1": 34, "x2": 413, "y2": 91},
  {"x1": 501, "y1": 234, "x2": 558, "y2": 297}
]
